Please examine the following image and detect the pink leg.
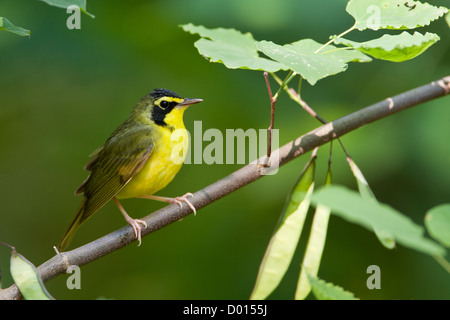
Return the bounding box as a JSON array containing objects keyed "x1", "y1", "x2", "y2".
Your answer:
[
  {"x1": 139, "y1": 193, "x2": 196, "y2": 215},
  {"x1": 113, "y1": 197, "x2": 147, "y2": 246}
]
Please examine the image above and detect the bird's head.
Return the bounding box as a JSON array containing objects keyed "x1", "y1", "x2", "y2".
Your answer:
[{"x1": 135, "y1": 88, "x2": 202, "y2": 128}]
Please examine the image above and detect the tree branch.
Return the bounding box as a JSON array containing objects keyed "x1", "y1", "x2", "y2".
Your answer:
[{"x1": 1, "y1": 76, "x2": 449, "y2": 300}]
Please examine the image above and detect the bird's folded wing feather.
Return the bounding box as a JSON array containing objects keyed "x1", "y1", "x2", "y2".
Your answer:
[{"x1": 78, "y1": 125, "x2": 154, "y2": 222}]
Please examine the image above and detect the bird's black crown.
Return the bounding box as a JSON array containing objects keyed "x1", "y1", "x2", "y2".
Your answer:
[{"x1": 150, "y1": 88, "x2": 182, "y2": 100}]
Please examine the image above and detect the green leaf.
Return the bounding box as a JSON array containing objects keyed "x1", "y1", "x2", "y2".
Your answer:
[
  {"x1": 0, "y1": 17, "x2": 30, "y2": 37},
  {"x1": 257, "y1": 39, "x2": 370, "y2": 85},
  {"x1": 311, "y1": 185, "x2": 446, "y2": 257},
  {"x1": 446, "y1": 12, "x2": 450, "y2": 27},
  {"x1": 39, "y1": 0, "x2": 95, "y2": 18},
  {"x1": 296, "y1": 167, "x2": 331, "y2": 300},
  {"x1": 347, "y1": 157, "x2": 375, "y2": 200},
  {"x1": 335, "y1": 31, "x2": 439, "y2": 62},
  {"x1": 250, "y1": 154, "x2": 316, "y2": 300},
  {"x1": 307, "y1": 274, "x2": 359, "y2": 300},
  {"x1": 347, "y1": 157, "x2": 395, "y2": 249},
  {"x1": 425, "y1": 204, "x2": 450, "y2": 247},
  {"x1": 181, "y1": 24, "x2": 285, "y2": 72},
  {"x1": 346, "y1": 0, "x2": 448, "y2": 31},
  {"x1": 10, "y1": 248, "x2": 54, "y2": 300}
]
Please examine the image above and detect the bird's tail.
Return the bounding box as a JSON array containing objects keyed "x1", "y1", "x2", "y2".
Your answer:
[{"x1": 57, "y1": 198, "x2": 89, "y2": 251}]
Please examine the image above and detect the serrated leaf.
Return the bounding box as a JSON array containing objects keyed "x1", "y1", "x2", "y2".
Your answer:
[
  {"x1": 39, "y1": 0, "x2": 95, "y2": 18},
  {"x1": 257, "y1": 39, "x2": 370, "y2": 85},
  {"x1": 347, "y1": 157, "x2": 395, "y2": 249},
  {"x1": 346, "y1": 0, "x2": 448, "y2": 31},
  {"x1": 307, "y1": 274, "x2": 359, "y2": 300},
  {"x1": 335, "y1": 31, "x2": 439, "y2": 62},
  {"x1": 181, "y1": 24, "x2": 285, "y2": 72},
  {"x1": 296, "y1": 167, "x2": 331, "y2": 300},
  {"x1": 250, "y1": 155, "x2": 316, "y2": 300},
  {"x1": 0, "y1": 17, "x2": 30, "y2": 37},
  {"x1": 425, "y1": 204, "x2": 450, "y2": 247},
  {"x1": 10, "y1": 248, "x2": 54, "y2": 300},
  {"x1": 312, "y1": 185, "x2": 446, "y2": 257}
]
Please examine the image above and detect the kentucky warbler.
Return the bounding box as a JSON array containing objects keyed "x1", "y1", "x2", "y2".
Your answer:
[{"x1": 58, "y1": 89, "x2": 202, "y2": 250}]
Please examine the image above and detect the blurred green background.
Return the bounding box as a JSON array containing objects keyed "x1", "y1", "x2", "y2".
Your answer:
[{"x1": 0, "y1": 0, "x2": 449, "y2": 299}]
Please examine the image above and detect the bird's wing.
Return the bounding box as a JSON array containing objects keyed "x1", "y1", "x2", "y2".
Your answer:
[
  {"x1": 84, "y1": 146, "x2": 104, "y2": 171},
  {"x1": 58, "y1": 124, "x2": 154, "y2": 250},
  {"x1": 78, "y1": 125, "x2": 154, "y2": 222},
  {"x1": 74, "y1": 146, "x2": 104, "y2": 195}
]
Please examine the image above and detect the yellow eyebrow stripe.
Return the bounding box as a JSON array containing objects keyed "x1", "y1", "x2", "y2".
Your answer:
[{"x1": 155, "y1": 97, "x2": 184, "y2": 105}]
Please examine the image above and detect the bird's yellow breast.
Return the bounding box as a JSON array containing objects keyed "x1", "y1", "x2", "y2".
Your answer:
[{"x1": 116, "y1": 108, "x2": 189, "y2": 199}]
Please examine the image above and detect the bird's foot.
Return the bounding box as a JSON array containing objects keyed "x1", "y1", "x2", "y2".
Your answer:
[
  {"x1": 113, "y1": 197, "x2": 147, "y2": 246},
  {"x1": 170, "y1": 193, "x2": 196, "y2": 215},
  {"x1": 125, "y1": 217, "x2": 147, "y2": 246},
  {"x1": 139, "y1": 193, "x2": 197, "y2": 215}
]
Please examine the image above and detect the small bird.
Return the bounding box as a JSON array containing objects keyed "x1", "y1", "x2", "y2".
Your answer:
[{"x1": 58, "y1": 89, "x2": 202, "y2": 251}]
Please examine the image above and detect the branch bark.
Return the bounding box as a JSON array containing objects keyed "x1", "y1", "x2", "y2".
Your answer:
[{"x1": 1, "y1": 76, "x2": 449, "y2": 300}]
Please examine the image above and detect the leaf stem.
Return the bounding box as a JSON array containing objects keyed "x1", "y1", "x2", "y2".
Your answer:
[
  {"x1": 297, "y1": 76, "x2": 303, "y2": 99},
  {"x1": 314, "y1": 24, "x2": 356, "y2": 54},
  {"x1": 322, "y1": 46, "x2": 354, "y2": 55},
  {"x1": 433, "y1": 255, "x2": 450, "y2": 273},
  {"x1": 273, "y1": 71, "x2": 296, "y2": 100}
]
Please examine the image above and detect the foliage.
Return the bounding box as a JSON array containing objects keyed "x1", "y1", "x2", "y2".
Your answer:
[
  {"x1": 182, "y1": 0, "x2": 449, "y2": 299},
  {"x1": 251, "y1": 150, "x2": 316, "y2": 300},
  {"x1": 182, "y1": 1, "x2": 447, "y2": 85},
  {"x1": 180, "y1": 24, "x2": 285, "y2": 72},
  {"x1": 307, "y1": 274, "x2": 359, "y2": 300},
  {"x1": 425, "y1": 204, "x2": 450, "y2": 248},
  {"x1": 0, "y1": 17, "x2": 30, "y2": 37},
  {"x1": 0, "y1": 0, "x2": 94, "y2": 37},
  {"x1": 312, "y1": 186, "x2": 446, "y2": 257},
  {"x1": 38, "y1": 0, "x2": 95, "y2": 18},
  {"x1": 0, "y1": 243, "x2": 54, "y2": 300},
  {"x1": 0, "y1": 0, "x2": 449, "y2": 300},
  {"x1": 346, "y1": 0, "x2": 447, "y2": 30}
]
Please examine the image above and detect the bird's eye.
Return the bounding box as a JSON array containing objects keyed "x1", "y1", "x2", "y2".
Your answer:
[{"x1": 159, "y1": 100, "x2": 169, "y2": 109}]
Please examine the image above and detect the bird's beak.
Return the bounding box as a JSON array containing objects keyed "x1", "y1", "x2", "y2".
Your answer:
[{"x1": 176, "y1": 98, "x2": 203, "y2": 108}]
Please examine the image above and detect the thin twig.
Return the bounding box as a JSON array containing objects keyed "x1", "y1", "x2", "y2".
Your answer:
[
  {"x1": 1, "y1": 75, "x2": 449, "y2": 300},
  {"x1": 272, "y1": 73, "x2": 352, "y2": 158},
  {"x1": 264, "y1": 72, "x2": 275, "y2": 158},
  {"x1": 264, "y1": 71, "x2": 295, "y2": 159}
]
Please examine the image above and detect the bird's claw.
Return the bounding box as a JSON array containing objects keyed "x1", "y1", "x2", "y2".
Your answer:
[
  {"x1": 174, "y1": 192, "x2": 196, "y2": 215},
  {"x1": 128, "y1": 219, "x2": 147, "y2": 246}
]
